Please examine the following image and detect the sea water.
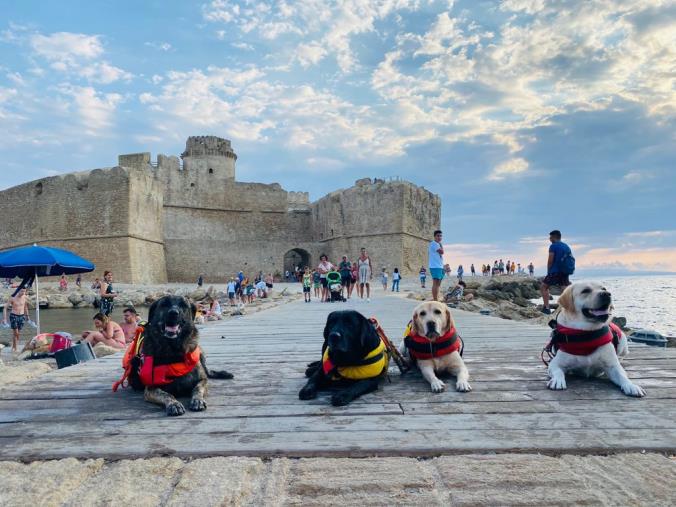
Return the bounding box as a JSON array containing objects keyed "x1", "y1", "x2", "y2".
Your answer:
[{"x1": 578, "y1": 274, "x2": 676, "y2": 337}]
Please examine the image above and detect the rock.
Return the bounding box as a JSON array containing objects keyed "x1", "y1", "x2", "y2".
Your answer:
[
  {"x1": 513, "y1": 297, "x2": 532, "y2": 307},
  {"x1": 68, "y1": 293, "x2": 84, "y2": 307},
  {"x1": 612, "y1": 316, "x2": 627, "y2": 328},
  {"x1": 93, "y1": 343, "x2": 123, "y2": 358},
  {"x1": 464, "y1": 281, "x2": 481, "y2": 290},
  {"x1": 189, "y1": 289, "x2": 207, "y2": 301}
]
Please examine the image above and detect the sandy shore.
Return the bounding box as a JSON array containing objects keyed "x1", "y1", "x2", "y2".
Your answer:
[{"x1": 0, "y1": 453, "x2": 673, "y2": 506}]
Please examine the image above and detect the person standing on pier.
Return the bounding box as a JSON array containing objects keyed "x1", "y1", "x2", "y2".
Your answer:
[
  {"x1": 99, "y1": 271, "x2": 117, "y2": 316},
  {"x1": 428, "y1": 230, "x2": 445, "y2": 301},
  {"x1": 540, "y1": 230, "x2": 574, "y2": 314}
]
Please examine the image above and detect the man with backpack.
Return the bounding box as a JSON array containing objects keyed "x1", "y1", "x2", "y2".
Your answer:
[{"x1": 541, "y1": 229, "x2": 574, "y2": 314}]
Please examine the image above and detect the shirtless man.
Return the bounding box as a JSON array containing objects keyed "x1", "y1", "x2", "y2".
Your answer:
[
  {"x1": 119, "y1": 307, "x2": 139, "y2": 344},
  {"x1": 3, "y1": 288, "x2": 31, "y2": 352}
]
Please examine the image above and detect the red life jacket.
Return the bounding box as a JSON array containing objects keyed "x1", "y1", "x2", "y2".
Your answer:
[
  {"x1": 404, "y1": 325, "x2": 463, "y2": 360},
  {"x1": 113, "y1": 325, "x2": 201, "y2": 391},
  {"x1": 551, "y1": 322, "x2": 622, "y2": 356}
]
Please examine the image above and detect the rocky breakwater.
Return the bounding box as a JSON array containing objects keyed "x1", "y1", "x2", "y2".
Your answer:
[
  {"x1": 457, "y1": 278, "x2": 548, "y2": 323},
  {"x1": 15, "y1": 284, "x2": 300, "y2": 317}
]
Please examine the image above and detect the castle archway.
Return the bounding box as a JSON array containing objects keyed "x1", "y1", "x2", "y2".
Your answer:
[{"x1": 283, "y1": 248, "x2": 311, "y2": 278}]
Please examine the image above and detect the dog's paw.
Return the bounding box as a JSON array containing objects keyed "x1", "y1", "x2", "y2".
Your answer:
[
  {"x1": 430, "y1": 379, "x2": 446, "y2": 393},
  {"x1": 621, "y1": 382, "x2": 646, "y2": 397},
  {"x1": 331, "y1": 391, "x2": 353, "y2": 406},
  {"x1": 166, "y1": 401, "x2": 186, "y2": 416},
  {"x1": 299, "y1": 384, "x2": 318, "y2": 400},
  {"x1": 189, "y1": 398, "x2": 208, "y2": 411},
  {"x1": 547, "y1": 377, "x2": 567, "y2": 390},
  {"x1": 456, "y1": 380, "x2": 472, "y2": 392}
]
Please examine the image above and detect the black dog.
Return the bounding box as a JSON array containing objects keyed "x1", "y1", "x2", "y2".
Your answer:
[
  {"x1": 128, "y1": 295, "x2": 233, "y2": 416},
  {"x1": 299, "y1": 310, "x2": 388, "y2": 406}
]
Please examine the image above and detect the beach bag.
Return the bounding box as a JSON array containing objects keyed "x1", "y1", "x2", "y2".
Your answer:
[{"x1": 49, "y1": 332, "x2": 73, "y2": 353}]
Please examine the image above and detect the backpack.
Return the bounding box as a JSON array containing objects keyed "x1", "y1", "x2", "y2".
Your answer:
[{"x1": 559, "y1": 247, "x2": 576, "y2": 275}]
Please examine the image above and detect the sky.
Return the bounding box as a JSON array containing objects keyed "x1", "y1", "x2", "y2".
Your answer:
[{"x1": 1, "y1": 0, "x2": 675, "y2": 273}]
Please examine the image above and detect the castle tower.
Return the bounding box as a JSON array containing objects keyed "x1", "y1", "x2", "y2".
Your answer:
[{"x1": 181, "y1": 136, "x2": 237, "y2": 181}]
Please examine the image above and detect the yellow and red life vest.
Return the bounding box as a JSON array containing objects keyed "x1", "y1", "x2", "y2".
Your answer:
[
  {"x1": 403, "y1": 322, "x2": 463, "y2": 360},
  {"x1": 322, "y1": 339, "x2": 389, "y2": 381},
  {"x1": 112, "y1": 324, "x2": 201, "y2": 391},
  {"x1": 549, "y1": 322, "x2": 622, "y2": 356}
]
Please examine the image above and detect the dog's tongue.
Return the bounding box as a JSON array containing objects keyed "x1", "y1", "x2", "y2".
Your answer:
[
  {"x1": 165, "y1": 324, "x2": 180, "y2": 333},
  {"x1": 589, "y1": 309, "x2": 609, "y2": 316}
]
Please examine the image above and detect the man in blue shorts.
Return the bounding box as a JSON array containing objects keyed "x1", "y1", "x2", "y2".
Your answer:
[
  {"x1": 428, "y1": 230, "x2": 445, "y2": 301},
  {"x1": 541, "y1": 229, "x2": 573, "y2": 314}
]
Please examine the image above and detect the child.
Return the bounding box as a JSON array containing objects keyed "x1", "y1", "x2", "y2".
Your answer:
[
  {"x1": 302, "y1": 267, "x2": 312, "y2": 302},
  {"x1": 391, "y1": 268, "x2": 401, "y2": 292},
  {"x1": 381, "y1": 268, "x2": 389, "y2": 290},
  {"x1": 227, "y1": 278, "x2": 237, "y2": 306},
  {"x1": 312, "y1": 269, "x2": 321, "y2": 299}
]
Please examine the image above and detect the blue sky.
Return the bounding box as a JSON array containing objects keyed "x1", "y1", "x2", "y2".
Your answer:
[{"x1": 1, "y1": 0, "x2": 675, "y2": 272}]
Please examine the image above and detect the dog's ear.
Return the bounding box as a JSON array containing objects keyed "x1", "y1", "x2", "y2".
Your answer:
[
  {"x1": 147, "y1": 299, "x2": 159, "y2": 324},
  {"x1": 558, "y1": 286, "x2": 575, "y2": 313},
  {"x1": 444, "y1": 306, "x2": 453, "y2": 333},
  {"x1": 412, "y1": 311, "x2": 421, "y2": 335},
  {"x1": 323, "y1": 311, "x2": 337, "y2": 342},
  {"x1": 359, "y1": 314, "x2": 378, "y2": 349},
  {"x1": 189, "y1": 300, "x2": 197, "y2": 321}
]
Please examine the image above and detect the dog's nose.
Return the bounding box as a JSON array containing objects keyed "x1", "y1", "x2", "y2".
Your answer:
[
  {"x1": 167, "y1": 307, "x2": 180, "y2": 320},
  {"x1": 600, "y1": 291, "x2": 612, "y2": 301},
  {"x1": 426, "y1": 321, "x2": 437, "y2": 334}
]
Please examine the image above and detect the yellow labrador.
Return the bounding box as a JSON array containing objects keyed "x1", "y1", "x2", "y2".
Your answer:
[
  {"x1": 399, "y1": 301, "x2": 471, "y2": 393},
  {"x1": 546, "y1": 282, "x2": 644, "y2": 397}
]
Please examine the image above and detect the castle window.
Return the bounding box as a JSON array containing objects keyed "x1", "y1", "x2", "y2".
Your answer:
[
  {"x1": 208, "y1": 168, "x2": 214, "y2": 174},
  {"x1": 35, "y1": 182, "x2": 43, "y2": 196},
  {"x1": 190, "y1": 183, "x2": 195, "y2": 188}
]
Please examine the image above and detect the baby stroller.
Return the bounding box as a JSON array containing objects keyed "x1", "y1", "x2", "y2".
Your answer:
[{"x1": 326, "y1": 271, "x2": 345, "y2": 302}]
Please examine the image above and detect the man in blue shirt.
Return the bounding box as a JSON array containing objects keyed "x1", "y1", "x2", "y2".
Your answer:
[{"x1": 540, "y1": 229, "x2": 573, "y2": 314}]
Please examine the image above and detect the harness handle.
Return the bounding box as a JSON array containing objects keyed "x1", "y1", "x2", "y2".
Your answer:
[{"x1": 369, "y1": 317, "x2": 410, "y2": 374}]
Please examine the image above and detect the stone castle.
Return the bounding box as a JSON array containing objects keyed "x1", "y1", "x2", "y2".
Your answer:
[{"x1": 0, "y1": 136, "x2": 440, "y2": 283}]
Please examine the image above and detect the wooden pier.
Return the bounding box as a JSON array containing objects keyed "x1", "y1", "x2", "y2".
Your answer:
[{"x1": 1, "y1": 294, "x2": 675, "y2": 461}]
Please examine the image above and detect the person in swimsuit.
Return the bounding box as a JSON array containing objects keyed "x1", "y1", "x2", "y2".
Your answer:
[
  {"x1": 119, "y1": 307, "x2": 139, "y2": 344},
  {"x1": 99, "y1": 271, "x2": 117, "y2": 316},
  {"x1": 3, "y1": 288, "x2": 31, "y2": 352},
  {"x1": 357, "y1": 247, "x2": 372, "y2": 301},
  {"x1": 82, "y1": 312, "x2": 126, "y2": 349}
]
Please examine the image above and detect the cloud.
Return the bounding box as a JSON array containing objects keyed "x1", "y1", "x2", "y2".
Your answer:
[
  {"x1": 28, "y1": 31, "x2": 132, "y2": 83},
  {"x1": 488, "y1": 157, "x2": 529, "y2": 180},
  {"x1": 144, "y1": 41, "x2": 172, "y2": 51},
  {"x1": 59, "y1": 85, "x2": 122, "y2": 134}
]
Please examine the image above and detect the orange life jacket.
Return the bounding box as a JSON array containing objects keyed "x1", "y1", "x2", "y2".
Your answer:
[
  {"x1": 404, "y1": 323, "x2": 463, "y2": 360},
  {"x1": 112, "y1": 325, "x2": 201, "y2": 391}
]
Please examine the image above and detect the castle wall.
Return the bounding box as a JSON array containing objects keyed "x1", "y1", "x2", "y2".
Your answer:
[
  {"x1": 0, "y1": 167, "x2": 166, "y2": 284},
  {"x1": 0, "y1": 137, "x2": 440, "y2": 284},
  {"x1": 310, "y1": 179, "x2": 439, "y2": 275}
]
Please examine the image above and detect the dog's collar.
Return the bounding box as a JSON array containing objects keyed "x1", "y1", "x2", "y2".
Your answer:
[{"x1": 548, "y1": 322, "x2": 622, "y2": 356}]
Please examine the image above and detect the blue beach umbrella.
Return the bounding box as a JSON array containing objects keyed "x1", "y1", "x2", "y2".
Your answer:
[{"x1": 0, "y1": 244, "x2": 95, "y2": 334}]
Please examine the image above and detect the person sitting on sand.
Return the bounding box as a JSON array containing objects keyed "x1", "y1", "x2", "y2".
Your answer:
[
  {"x1": 204, "y1": 297, "x2": 223, "y2": 320},
  {"x1": 82, "y1": 312, "x2": 126, "y2": 349},
  {"x1": 119, "y1": 307, "x2": 140, "y2": 344},
  {"x1": 445, "y1": 281, "x2": 474, "y2": 303}
]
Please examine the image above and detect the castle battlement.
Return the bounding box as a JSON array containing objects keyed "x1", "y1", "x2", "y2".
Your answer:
[{"x1": 181, "y1": 136, "x2": 237, "y2": 160}]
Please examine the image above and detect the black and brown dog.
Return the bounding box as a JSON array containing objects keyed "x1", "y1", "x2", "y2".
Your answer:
[
  {"x1": 122, "y1": 295, "x2": 233, "y2": 416},
  {"x1": 299, "y1": 310, "x2": 389, "y2": 406}
]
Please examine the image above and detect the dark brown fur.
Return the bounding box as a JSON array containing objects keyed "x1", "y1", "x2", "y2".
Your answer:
[{"x1": 129, "y1": 295, "x2": 233, "y2": 416}]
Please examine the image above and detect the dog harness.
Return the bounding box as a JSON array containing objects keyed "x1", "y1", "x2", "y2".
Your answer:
[
  {"x1": 541, "y1": 321, "x2": 622, "y2": 365},
  {"x1": 112, "y1": 324, "x2": 201, "y2": 391},
  {"x1": 322, "y1": 339, "x2": 389, "y2": 381},
  {"x1": 403, "y1": 321, "x2": 464, "y2": 360}
]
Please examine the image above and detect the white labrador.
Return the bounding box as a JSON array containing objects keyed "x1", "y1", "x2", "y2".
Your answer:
[
  {"x1": 546, "y1": 282, "x2": 645, "y2": 397},
  {"x1": 399, "y1": 301, "x2": 471, "y2": 393}
]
